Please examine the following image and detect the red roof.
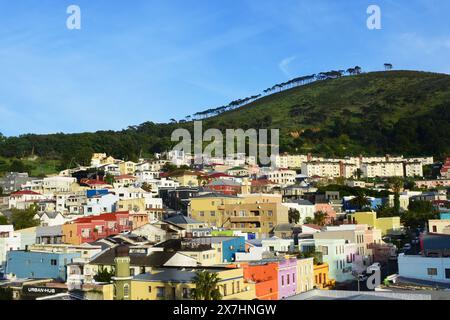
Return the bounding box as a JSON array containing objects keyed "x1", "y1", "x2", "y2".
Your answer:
[
  {"x1": 11, "y1": 190, "x2": 41, "y2": 196},
  {"x1": 73, "y1": 211, "x2": 130, "y2": 224},
  {"x1": 80, "y1": 179, "x2": 109, "y2": 185}
]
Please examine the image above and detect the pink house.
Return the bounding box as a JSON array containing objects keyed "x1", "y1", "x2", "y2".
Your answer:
[
  {"x1": 315, "y1": 203, "x2": 337, "y2": 225},
  {"x1": 277, "y1": 257, "x2": 297, "y2": 299}
]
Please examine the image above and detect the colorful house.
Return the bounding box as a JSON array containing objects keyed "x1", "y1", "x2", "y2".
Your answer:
[
  {"x1": 278, "y1": 257, "x2": 297, "y2": 299},
  {"x1": 242, "y1": 262, "x2": 278, "y2": 300},
  {"x1": 296, "y1": 258, "x2": 314, "y2": 293},
  {"x1": 5, "y1": 250, "x2": 81, "y2": 281},
  {"x1": 62, "y1": 212, "x2": 131, "y2": 245},
  {"x1": 130, "y1": 266, "x2": 256, "y2": 300},
  {"x1": 348, "y1": 212, "x2": 402, "y2": 236},
  {"x1": 313, "y1": 263, "x2": 333, "y2": 289},
  {"x1": 314, "y1": 238, "x2": 355, "y2": 283}
]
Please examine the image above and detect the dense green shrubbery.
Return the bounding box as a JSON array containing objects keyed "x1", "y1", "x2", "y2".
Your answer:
[{"x1": 0, "y1": 71, "x2": 449, "y2": 168}]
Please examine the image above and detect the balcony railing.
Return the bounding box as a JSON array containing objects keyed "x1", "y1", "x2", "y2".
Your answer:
[{"x1": 230, "y1": 216, "x2": 262, "y2": 223}]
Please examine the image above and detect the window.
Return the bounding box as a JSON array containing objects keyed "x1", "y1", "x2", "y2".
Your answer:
[
  {"x1": 123, "y1": 284, "x2": 130, "y2": 298},
  {"x1": 427, "y1": 268, "x2": 438, "y2": 276},
  {"x1": 50, "y1": 259, "x2": 57, "y2": 266},
  {"x1": 156, "y1": 287, "x2": 165, "y2": 298},
  {"x1": 287, "y1": 274, "x2": 290, "y2": 285},
  {"x1": 148, "y1": 286, "x2": 152, "y2": 293},
  {"x1": 210, "y1": 211, "x2": 216, "y2": 217},
  {"x1": 200, "y1": 211, "x2": 205, "y2": 217},
  {"x1": 445, "y1": 269, "x2": 450, "y2": 279},
  {"x1": 281, "y1": 275, "x2": 284, "y2": 286},
  {"x1": 182, "y1": 288, "x2": 190, "y2": 299}
]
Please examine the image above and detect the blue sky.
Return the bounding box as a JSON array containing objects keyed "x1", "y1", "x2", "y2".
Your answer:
[{"x1": 0, "y1": 0, "x2": 449, "y2": 136}]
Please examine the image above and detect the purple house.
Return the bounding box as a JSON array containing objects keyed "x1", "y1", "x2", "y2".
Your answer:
[{"x1": 278, "y1": 257, "x2": 298, "y2": 299}]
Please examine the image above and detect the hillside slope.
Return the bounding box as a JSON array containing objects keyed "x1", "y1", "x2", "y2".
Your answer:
[{"x1": 0, "y1": 70, "x2": 449, "y2": 168}]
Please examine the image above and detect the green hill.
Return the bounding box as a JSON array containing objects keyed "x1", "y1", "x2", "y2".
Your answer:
[{"x1": 0, "y1": 70, "x2": 449, "y2": 171}]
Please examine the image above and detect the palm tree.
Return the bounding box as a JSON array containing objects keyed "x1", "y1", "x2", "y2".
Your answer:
[
  {"x1": 191, "y1": 271, "x2": 222, "y2": 300},
  {"x1": 350, "y1": 193, "x2": 371, "y2": 211}
]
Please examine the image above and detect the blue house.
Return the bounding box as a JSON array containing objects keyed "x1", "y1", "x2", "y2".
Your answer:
[
  {"x1": 211, "y1": 236, "x2": 246, "y2": 263},
  {"x1": 343, "y1": 196, "x2": 383, "y2": 212},
  {"x1": 5, "y1": 250, "x2": 81, "y2": 281}
]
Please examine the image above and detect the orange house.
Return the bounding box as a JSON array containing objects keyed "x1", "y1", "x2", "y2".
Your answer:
[
  {"x1": 242, "y1": 262, "x2": 278, "y2": 300},
  {"x1": 313, "y1": 263, "x2": 334, "y2": 289}
]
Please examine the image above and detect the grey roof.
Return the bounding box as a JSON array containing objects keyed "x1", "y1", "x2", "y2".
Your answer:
[
  {"x1": 89, "y1": 247, "x2": 177, "y2": 267},
  {"x1": 164, "y1": 215, "x2": 203, "y2": 225},
  {"x1": 133, "y1": 267, "x2": 231, "y2": 283},
  {"x1": 192, "y1": 192, "x2": 238, "y2": 199},
  {"x1": 37, "y1": 212, "x2": 62, "y2": 219},
  {"x1": 36, "y1": 225, "x2": 63, "y2": 237}
]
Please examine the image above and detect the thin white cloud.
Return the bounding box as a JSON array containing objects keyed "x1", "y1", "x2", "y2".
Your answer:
[{"x1": 279, "y1": 56, "x2": 296, "y2": 77}]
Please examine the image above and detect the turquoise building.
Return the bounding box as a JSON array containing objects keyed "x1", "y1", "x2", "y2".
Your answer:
[{"x1": 6, "y1": 250, "x2": 81, "y2": 281}]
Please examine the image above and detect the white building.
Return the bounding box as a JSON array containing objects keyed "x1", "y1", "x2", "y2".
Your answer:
[
  {"x1": 282, "y1": 200, "x2": 316, "y2": 224},
  {"x1": 34, "y1": 212, "x2": 67, "y2": 227},
  {"x1": 83, "y1": 193, "x2": 119, "y2": 216},
  {"x1": 301, "y1": 161, "x2": 341, "y2": 178},
  {"x1": 361, "y1": 162, "x2": 404, "y2": 178},
  {"x1": 42, "y1": 176, "x2": 77, "y2": 193},
  {"x1": 0, "y1": 225, "x2": 21, "y2": 272},
  {"x1": 265, "y1": 169, "x2": 297, "y2": 187},
  {"x1": 404, "y1": 161, "x2": 423, "y2": 177},
  {"x1": 135, "y1": 170, "x2": 160, "y2": 183},
  {"x1": 271, "y1": 154, "x2": 308, "y2": 169},
  {"x1": 98, "y1": 163, "x2": 121, "y2": 176},
  {"x1": 235, "y1": 246, "x2": 266, "y2": 262},
  {"x1": 8, "y1": 190, "x2": 47, "y2": 209},
  {"x1": 261, "y1": 237, "x2": 295, "y2": 253}
]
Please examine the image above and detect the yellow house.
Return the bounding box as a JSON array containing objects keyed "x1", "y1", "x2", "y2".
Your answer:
[
  {"x1": 189, "y1": 193, "x2": 288, "y2": 238},
  {"x1": 119, "y1": 161, "x2": 137, "y2": 175},
  {"x1": 189, "y1": 193, "x2": 242, "y2": 227},
  {"x1": 168, "y1": 171, "x2": 202, "y2": 187},
  {"x1": 118, "y1": 198, "x2": 146, "y2": 212},
  {"x1": 313, "y1": 263, "x2": 334, "y2": 289},
  {"x1": 349, "y1": 212, "x2": 402, "y2": 236},
  {"x1": 296, "y1": 258, "x2": 314, "y2": 293},
  {"x1": 130, "y1": 267, "x2": 256, "y2": 300}
]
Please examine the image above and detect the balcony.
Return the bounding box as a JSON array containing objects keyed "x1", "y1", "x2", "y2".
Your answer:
[{"x1": 230, "y1": 216, "x2": 262, "y2": 223}]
